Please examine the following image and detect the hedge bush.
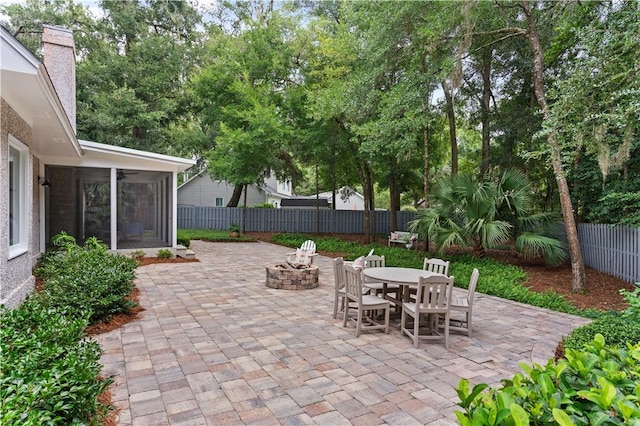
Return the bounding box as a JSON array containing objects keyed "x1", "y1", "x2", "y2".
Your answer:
[
  {"x1": 177, "y1": 235, "x2": 191, "y2": 248},
  {"x1": 563, "y1": 314, "x2": 640, "y2": 352},
  {"x1": 455, "y1": 334, "x2": 640, "y2": 425},
  {"x1": 35, "y1": 234, "x2": 137, "y2": 325},
  {"x1": 0, "y1": 298, "x2": 112, "y2": 425},
  {"x1": 0, "y1": 232, "x2": 140, "y2": 424}
]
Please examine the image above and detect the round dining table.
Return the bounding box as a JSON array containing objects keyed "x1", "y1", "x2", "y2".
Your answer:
[{"x1": 362, "y1": 267, "x2": 447, "y2": 303}]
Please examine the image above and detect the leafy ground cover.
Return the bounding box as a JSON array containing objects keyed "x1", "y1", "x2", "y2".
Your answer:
[
  {"x1": 456, "y1": 334, "x2": 640, "y2": 425},
  {"x1": 1, "y1": 235, "x2": 140, "y2": 425}
]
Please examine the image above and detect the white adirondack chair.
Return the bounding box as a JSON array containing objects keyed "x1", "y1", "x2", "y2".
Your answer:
[{"x1": 286, "y1": 240, "x2": 318, "y2": 267}]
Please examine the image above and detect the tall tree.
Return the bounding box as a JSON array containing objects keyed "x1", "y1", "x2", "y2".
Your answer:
[
  {"x1": 191, "y1": 5, "x2": 300, "y2": 211},
  {"x1": 548, "y1": 1, "x2": 640, "y2": 222},
  {"x1": 520, "y1": 0, "x2": 587, "y2": 291},
  {"x1": 0, "y1": 0, "x2": 98, "y2": 55},
  {"x1": 77, "y1": 0, "x2": 202, "y2": 152}
]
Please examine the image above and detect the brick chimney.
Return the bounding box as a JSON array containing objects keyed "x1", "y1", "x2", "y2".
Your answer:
[{"x1": 42, "y1": 25, "x2": 76, "y2": 134}]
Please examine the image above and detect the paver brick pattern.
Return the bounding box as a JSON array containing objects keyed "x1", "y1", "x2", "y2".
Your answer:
[{"x1": 96, "y1": 240, "x2": 589, "y2": 425}]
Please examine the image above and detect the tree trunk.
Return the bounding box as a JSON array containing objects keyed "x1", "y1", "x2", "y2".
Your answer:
[
  {"x1": 423, "y1": 125, "x2": 430, "y2": 207},
  {"x1": 227, "y1": 184, "x2": 243, "y2": 207},
  {"x1": 331, "y1": 146, "x2": 337, "y2": 210},
  {"x1": 522, "y1": 0, "x2": 587, "y2": 292},
  {"x1": 422, "y1": 125, "x2": 430, "y2": 251},
  {"x1": 480, "y1": 46, "x2": 492, "y2": 176},
  {"x1": 242, "y1": 185, "x2": 247, "y2": 233},
  {"x1": 315, "y1": 160, "x2": 320, "y2": 234},
  {"x1": 442, "y1": 81, "x2": 458, "y2": 176},
  {"x1": 389, "y1": 173, "x2": 398, "y2": 233},
  {"x1": 365, "y1": 166, "x2": 375, "y2": 242},
  {"x1": 347, "y1": 136, "x2": 373, "y2": 243}
]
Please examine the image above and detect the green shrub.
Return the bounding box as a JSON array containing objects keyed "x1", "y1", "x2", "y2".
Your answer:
[
  {"x1": 177, "y1": 235, "x2": 190, "y2": 248},
  {"x1": 455, "y1": 334, "x2": 640, "y2": 425},
  {"x1": 0, "y1": 298, "x2": 112, "y2": 425},
  {"x1": 156, "y1": 248, "x2": 173, "y2": 259},
  {"x1": 36, "y1": 235, "x2": 137, "y2": 325},
  {"x1": 252, "y1": 202, "x2": 275, "y2": 208},
  {"x1": 586, "y1": 192, "x2": 640, "y2": 226},
  {"x1": 619, "y1": 286, "x2": 640, "y2": 321},
  {"x1": 563, "y1": 311, "x2": 640, "y2": 352},
  {"x1": 177, "y1": 228, "x2": 255, "y2": 242},
  {"x1": 130, "y1": 250, "x2": 146, "y2": 261}
]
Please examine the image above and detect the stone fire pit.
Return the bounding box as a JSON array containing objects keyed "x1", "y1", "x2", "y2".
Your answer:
[{"x1": 265, "y1": 263, "x2": 319, "y2": 290}]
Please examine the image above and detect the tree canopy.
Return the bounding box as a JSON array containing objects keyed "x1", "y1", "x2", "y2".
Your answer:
[{"x1": 3, "y1": 0, "x2": 638, "y2": 287}]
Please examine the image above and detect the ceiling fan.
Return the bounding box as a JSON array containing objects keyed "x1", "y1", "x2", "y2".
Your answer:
[{"x1": 117, "y1": 169, "x2": 139, "y2": 181}]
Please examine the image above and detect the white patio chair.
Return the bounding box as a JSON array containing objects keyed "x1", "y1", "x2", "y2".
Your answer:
[
  {"x1": 362, "y1": 255, "x2": 400, "y2": 308},
  {"x1": 343, "y1": 264, "x2": 391, "y2": 337},
  {"x1": 448, "y1": 268, "x2": 479, "y2": 337},
  {"x1": 333, "y1": 257, "x2": 346, "y2": 319},
  {"x1": 408, "y1": 257, "x2": 451, "y2": 302},
  {"x1": 286, "y1": 240, "x2": 318, "y2": 266},
  {"x1": 401, "y1": 274, "x2": 454, "y2": 349},
  {"x1": 423, "y1": 258, "x2": 450, "y2": 276}
]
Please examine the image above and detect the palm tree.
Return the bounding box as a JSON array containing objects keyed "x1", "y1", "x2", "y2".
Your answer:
[{"x1": 408, "y1": 170, "x2": 567, "y2": 266}]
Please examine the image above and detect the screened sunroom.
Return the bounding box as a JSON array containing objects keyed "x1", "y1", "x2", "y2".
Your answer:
[{"x1": 41, "y1": 141, "x2": 194, "y2": 251}]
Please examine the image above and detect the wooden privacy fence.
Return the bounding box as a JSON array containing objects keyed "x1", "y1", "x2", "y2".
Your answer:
[
  {"x1": 578, "y1": 224, "x2": 640, "y2": 284},
  {"x1": 177, "y1": 207, "x2": 640, "y2": 284},
  {"x1": 177, "y1": 206, "x2": 418, "y2": 236}
]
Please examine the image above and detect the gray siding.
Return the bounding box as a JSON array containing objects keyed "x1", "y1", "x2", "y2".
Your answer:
[{"x1": 178, "y1": 175, "x2": 267, "y2": 207}]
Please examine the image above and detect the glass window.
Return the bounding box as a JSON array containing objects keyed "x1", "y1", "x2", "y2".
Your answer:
[
  {"x1": 215, "y1": 197, "x2": 224, "y2": 207},
  {"x1": 8, "y1": 136, "x2": 29, "y2": 258}
]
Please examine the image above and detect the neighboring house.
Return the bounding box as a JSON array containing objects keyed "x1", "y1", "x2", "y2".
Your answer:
[
  {"x1": 178, "y1": 170, "x2": 292, "y2": 208},
  {"x1": 280, "y1": 198, "x2": 330, "y2": 209},
  {"x1": 318, "y1": 187, "x2": 365, "y2": 210},
  {"x1": 1, "y1": 25, "x2": 194, "y2": 308},
  {"x1": 286, "y1": 187, "x2": 365, "y2": 210}
]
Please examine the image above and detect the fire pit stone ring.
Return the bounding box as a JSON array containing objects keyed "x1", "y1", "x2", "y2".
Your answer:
[{"x1": 265, "y1": 263, "x2": 320, "y2": 290}]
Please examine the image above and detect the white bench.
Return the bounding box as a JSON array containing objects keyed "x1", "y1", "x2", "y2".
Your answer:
[{"x1": 388, "y1": 231, "x2": 418, "y2": 249}]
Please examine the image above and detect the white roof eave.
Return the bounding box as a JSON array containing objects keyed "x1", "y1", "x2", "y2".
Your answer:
[
  {"x1": 76, "y1": 140, "x2": 196, "y2": 172},
  {"x1": 1, "y1": 26, "x2": 81, "y2": 158}
]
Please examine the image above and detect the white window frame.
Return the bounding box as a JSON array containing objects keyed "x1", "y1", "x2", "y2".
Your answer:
[
  {"x1": 215, "y1": 197, "x2": 224, "y2": 207},
  {"x1": 8, "y1": 135, "x2": 29, "y2": 259}
]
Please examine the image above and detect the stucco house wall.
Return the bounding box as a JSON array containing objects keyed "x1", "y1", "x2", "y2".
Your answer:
[
  {"x1": 1, "y1": 25, "x2": 194, "y2": 308},
  {"x1": 0, "y1": 99, "x2": 38, "y2": 308}
]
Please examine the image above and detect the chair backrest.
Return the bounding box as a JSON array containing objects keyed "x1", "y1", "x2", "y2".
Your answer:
[
  {"x1": 363, "y1": 255, "x2": 385, "y2": 269},
  {"x1": 467, "y1": 268, "x2": 479, "y2": 304},
  {"x1": 300, "y1": 240, "x2": 316, "y2": 254},
  {"x1": 423, "y1": 258, "x2": 450, "y2": 276},
  {"x1": 415, "y1": 275, "x2": 454, "y2": 313},
  {"x1": 333, "y1": 257, "x2": 345, "y2": 290},
  {"x1": 343, "y1": 263, "x2": 364, "y2": 303}
]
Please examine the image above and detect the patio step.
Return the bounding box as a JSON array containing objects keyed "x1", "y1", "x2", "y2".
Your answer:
[
  {"x1": 175, "y1": 245, "x2": 196, "y2": 259},
  {"x1": 182, "y1": 250, "x2": 196, "y2": 259}
]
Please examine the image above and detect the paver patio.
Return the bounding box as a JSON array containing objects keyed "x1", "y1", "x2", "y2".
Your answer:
[{"x1": 96, "y1": 240, "x2": 589, "y2": 425}]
